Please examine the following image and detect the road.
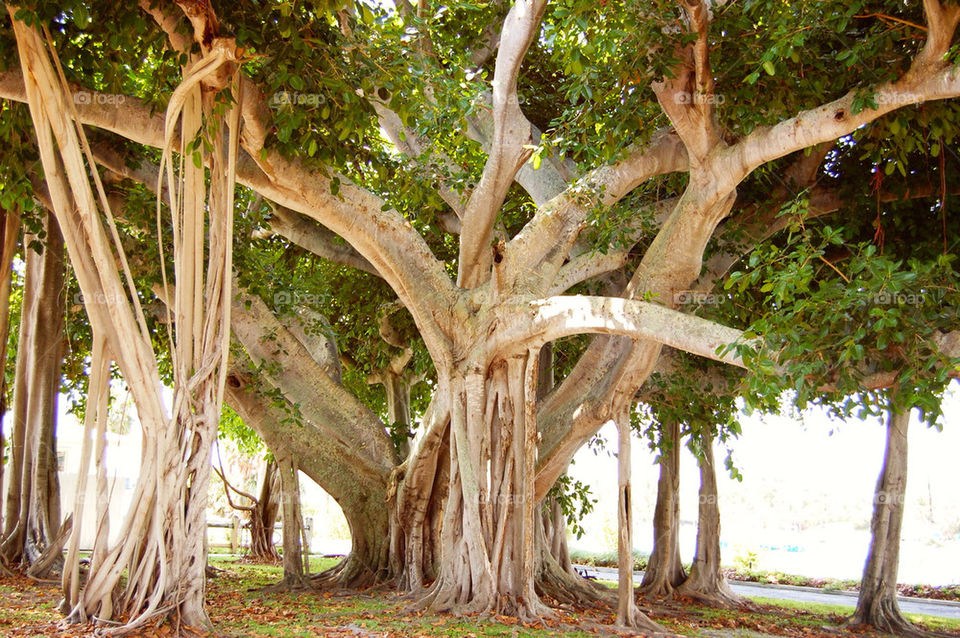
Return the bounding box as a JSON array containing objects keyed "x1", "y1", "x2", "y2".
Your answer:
[{"x1": 575, "y1": 565, "x2": 960, "y2": 620}]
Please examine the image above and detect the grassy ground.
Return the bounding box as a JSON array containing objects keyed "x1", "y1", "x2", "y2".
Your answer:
[
  {"x1": 568, "y1": 549, "x2": 960, "y2": 602},
  {"x1": 1, "y1": 556, "x2": 959, "y2": 637}
]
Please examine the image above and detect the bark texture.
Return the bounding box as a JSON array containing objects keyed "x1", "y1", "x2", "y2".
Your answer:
[
  {"x1": 0, "y1": 210, "x2": 19, "y2": 549},
  {"x1": 639, "y1": 418, "x2": 686, "y2": 599},
  {"x1": 249, "y1": 460, "x2": 281, "y2": 562},
  {"x1": 676, "y1": 431, "x2": 743, "y2": 607},
  {"x1": 847, "y1": 400, "x2": 924, "y2": 635},
  {"x1": 0, "y1": 214, "x2": 65, "y2": 576}
]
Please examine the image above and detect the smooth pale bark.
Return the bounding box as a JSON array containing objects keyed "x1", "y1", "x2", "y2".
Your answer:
[
  {"x1": 422, "y1": 354, "x2": 547, "y2": 619},
  {"x1": 639, "y1": 419, "x2": 686, "y2": 598},
  {"x1": 615, "y1": 414, "x2": 658, "y2": 631},
  {"x1": 847, "y1": 399, "x2": 922, "y2": 635},
  {"x1": 1, "y1": 214, "x2": 65, "y2": 574},
  {"x1": 676, "y1": 431, "x2": 743, "y2": 607}
]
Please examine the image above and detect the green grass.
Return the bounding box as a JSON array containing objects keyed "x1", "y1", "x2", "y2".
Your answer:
[
  {"x1": 749, "y1": 596, "x2": 960, "y2": 633},
  {"x1": 4, "y1": 556, "x2": 960, "y2": 637}
]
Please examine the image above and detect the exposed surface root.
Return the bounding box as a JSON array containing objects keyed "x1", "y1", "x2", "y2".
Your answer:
[
  {"x1": 847, "y1": 596, "x2": 950, "y2": 638},
  {"x1": 311, "y1": 554, "x2": 381, "y2": 590}
]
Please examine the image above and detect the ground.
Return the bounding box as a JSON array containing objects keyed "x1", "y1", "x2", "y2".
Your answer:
[{"x1": 1, "y1": 556, "x2": 958, "y2": 637}]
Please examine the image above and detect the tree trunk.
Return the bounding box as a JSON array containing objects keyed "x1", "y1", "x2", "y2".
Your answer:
[
  {"x1": 676, "y1": 430, "x2": 743, "y2": 607},
  {"x1": 0, "y1": 209, "x2": 19, "y2": 551},
  {"x1": 420, "y1": 357, "x2": 547, "y2": 619},
  {"x1": 534, "y1": 509, "x2": 614, "y2": 605},
  {"x1": 639, "y1": 418, "x2": 686, "y2": 598},
  {"x1": 542, "y1": 493, "x2": 571, "y2": 573},
  {"x1": 847, "y1": 399, "x2": 925, "y2": 636},
  {"x1": 248, "y1": 459, "x2": 281, "y2": 562},
  {"x1": 1, "y1": 214, "x2": 65, "y2": 575},
  {"x1": 224, "y1": 369, "x2": 396, "y2": 588},
  {"x1": 615, "y1": 412, "x2": 659, "y2": 631},
  {"x1": 273, "y1": 456, "x2": 311, "y2": 589}
]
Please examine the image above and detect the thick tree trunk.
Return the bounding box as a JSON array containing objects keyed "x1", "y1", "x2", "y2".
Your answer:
[
  {"x1": 847, "y1": 400, "x2": 925, "y2": 636},
  {"x1": 639, "y1": 418, "x2": 686, "y2": 598},
  {"x1": 676, "y1": 430, "x2": 743, "y2": 607},
  {"x1": 534, "y1": 510, "x2": 614, "y2": 605},
  {"x1": 1, "y1": 215, "x2": 65, "y2": 575},
  {"x1": 420, "y1": 358, "x2": 548, "y2": 619},
  {"x1": 396, "y1": 418, "x2": 449, "y2": 592},
  {"x1": 248, "y1": 459, "x2": 281, "y2": 562},
  {"x1": 542, "y1": 494, "x2": 572, "y2": 573}
]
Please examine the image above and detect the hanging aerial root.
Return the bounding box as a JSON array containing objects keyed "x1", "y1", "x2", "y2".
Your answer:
[{"x1": 8, "y1": 7, "x2": 242, "y2": 633}]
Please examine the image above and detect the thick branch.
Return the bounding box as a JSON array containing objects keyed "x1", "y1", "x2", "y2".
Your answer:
[
  {"x1": 728, "y1": 1, "x2": 960, "y2": 185},
  {"x1": 457, "y1": 0, "x2": 547, "y2": 287},
  {"x1": 495, "y1": 295, "x2": 750, "y2": 367}
]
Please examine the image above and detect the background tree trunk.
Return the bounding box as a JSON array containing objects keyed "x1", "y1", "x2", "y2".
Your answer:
[
  {"x1": 638, "y1": 418, "x2": 686, "y2": 598},
  {"x1": 0, "y1": 209, "x2": 19, "y2": 552},
  {"x1": 275, "y1": 455, "x2": 311, "y2": 589},
  {"x1": 615, "y1": 412, "x2": 659, "y2": 632},
  {"x1": 676, "y1": 430, "x2": 743, "y2": 607},
  {"x1": 224, "y1": 370, "x2": 396, "y2": 588},
  {"x1": 248, "y1": 459, "x2": 281, "y2": 562},
  {"x1": 847, "y1": 397, "x2": 921, "y2": 635},
  {"x1": 0, "y1": 210, "x2": 20, "y2": 552},
  {"x1": 1, "y1": 214, "x2": 65, "y2": 575}
]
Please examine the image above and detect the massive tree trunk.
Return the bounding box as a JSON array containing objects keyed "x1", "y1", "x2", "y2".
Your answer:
[
  {"x1": 639, "y1": 418, "x2": 686, "y2": 599},
  {"x1": 420, "y1": 355, "x2": 547, "y2": 619},
  {"x1": 0, "y1": 213, "x2": 65, "y2": 575},
  {"x1": 847, "y1": 398, "x2": 923, "y2": 636},
  {"x1": 676, "y1": 430, "x2": 743, "y2": 607}
]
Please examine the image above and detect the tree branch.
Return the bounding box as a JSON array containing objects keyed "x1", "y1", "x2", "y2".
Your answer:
[
  {"x1": 495, "y1": 295, "x2": 751, "y2": 367},
  {"x1": 727, "y1": 1, "x2": 960, "y2": 185},
  {"x1": 652, "y1": 0, "x2": 722, "y2": 162},
  {"x1": 457, "y1": 0, "x2": 547, "y2": 288}
]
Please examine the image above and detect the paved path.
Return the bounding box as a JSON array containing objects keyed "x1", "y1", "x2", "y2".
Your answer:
[{"x1": 575, "y1": 565, "x2": 960, "y2": 620}]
